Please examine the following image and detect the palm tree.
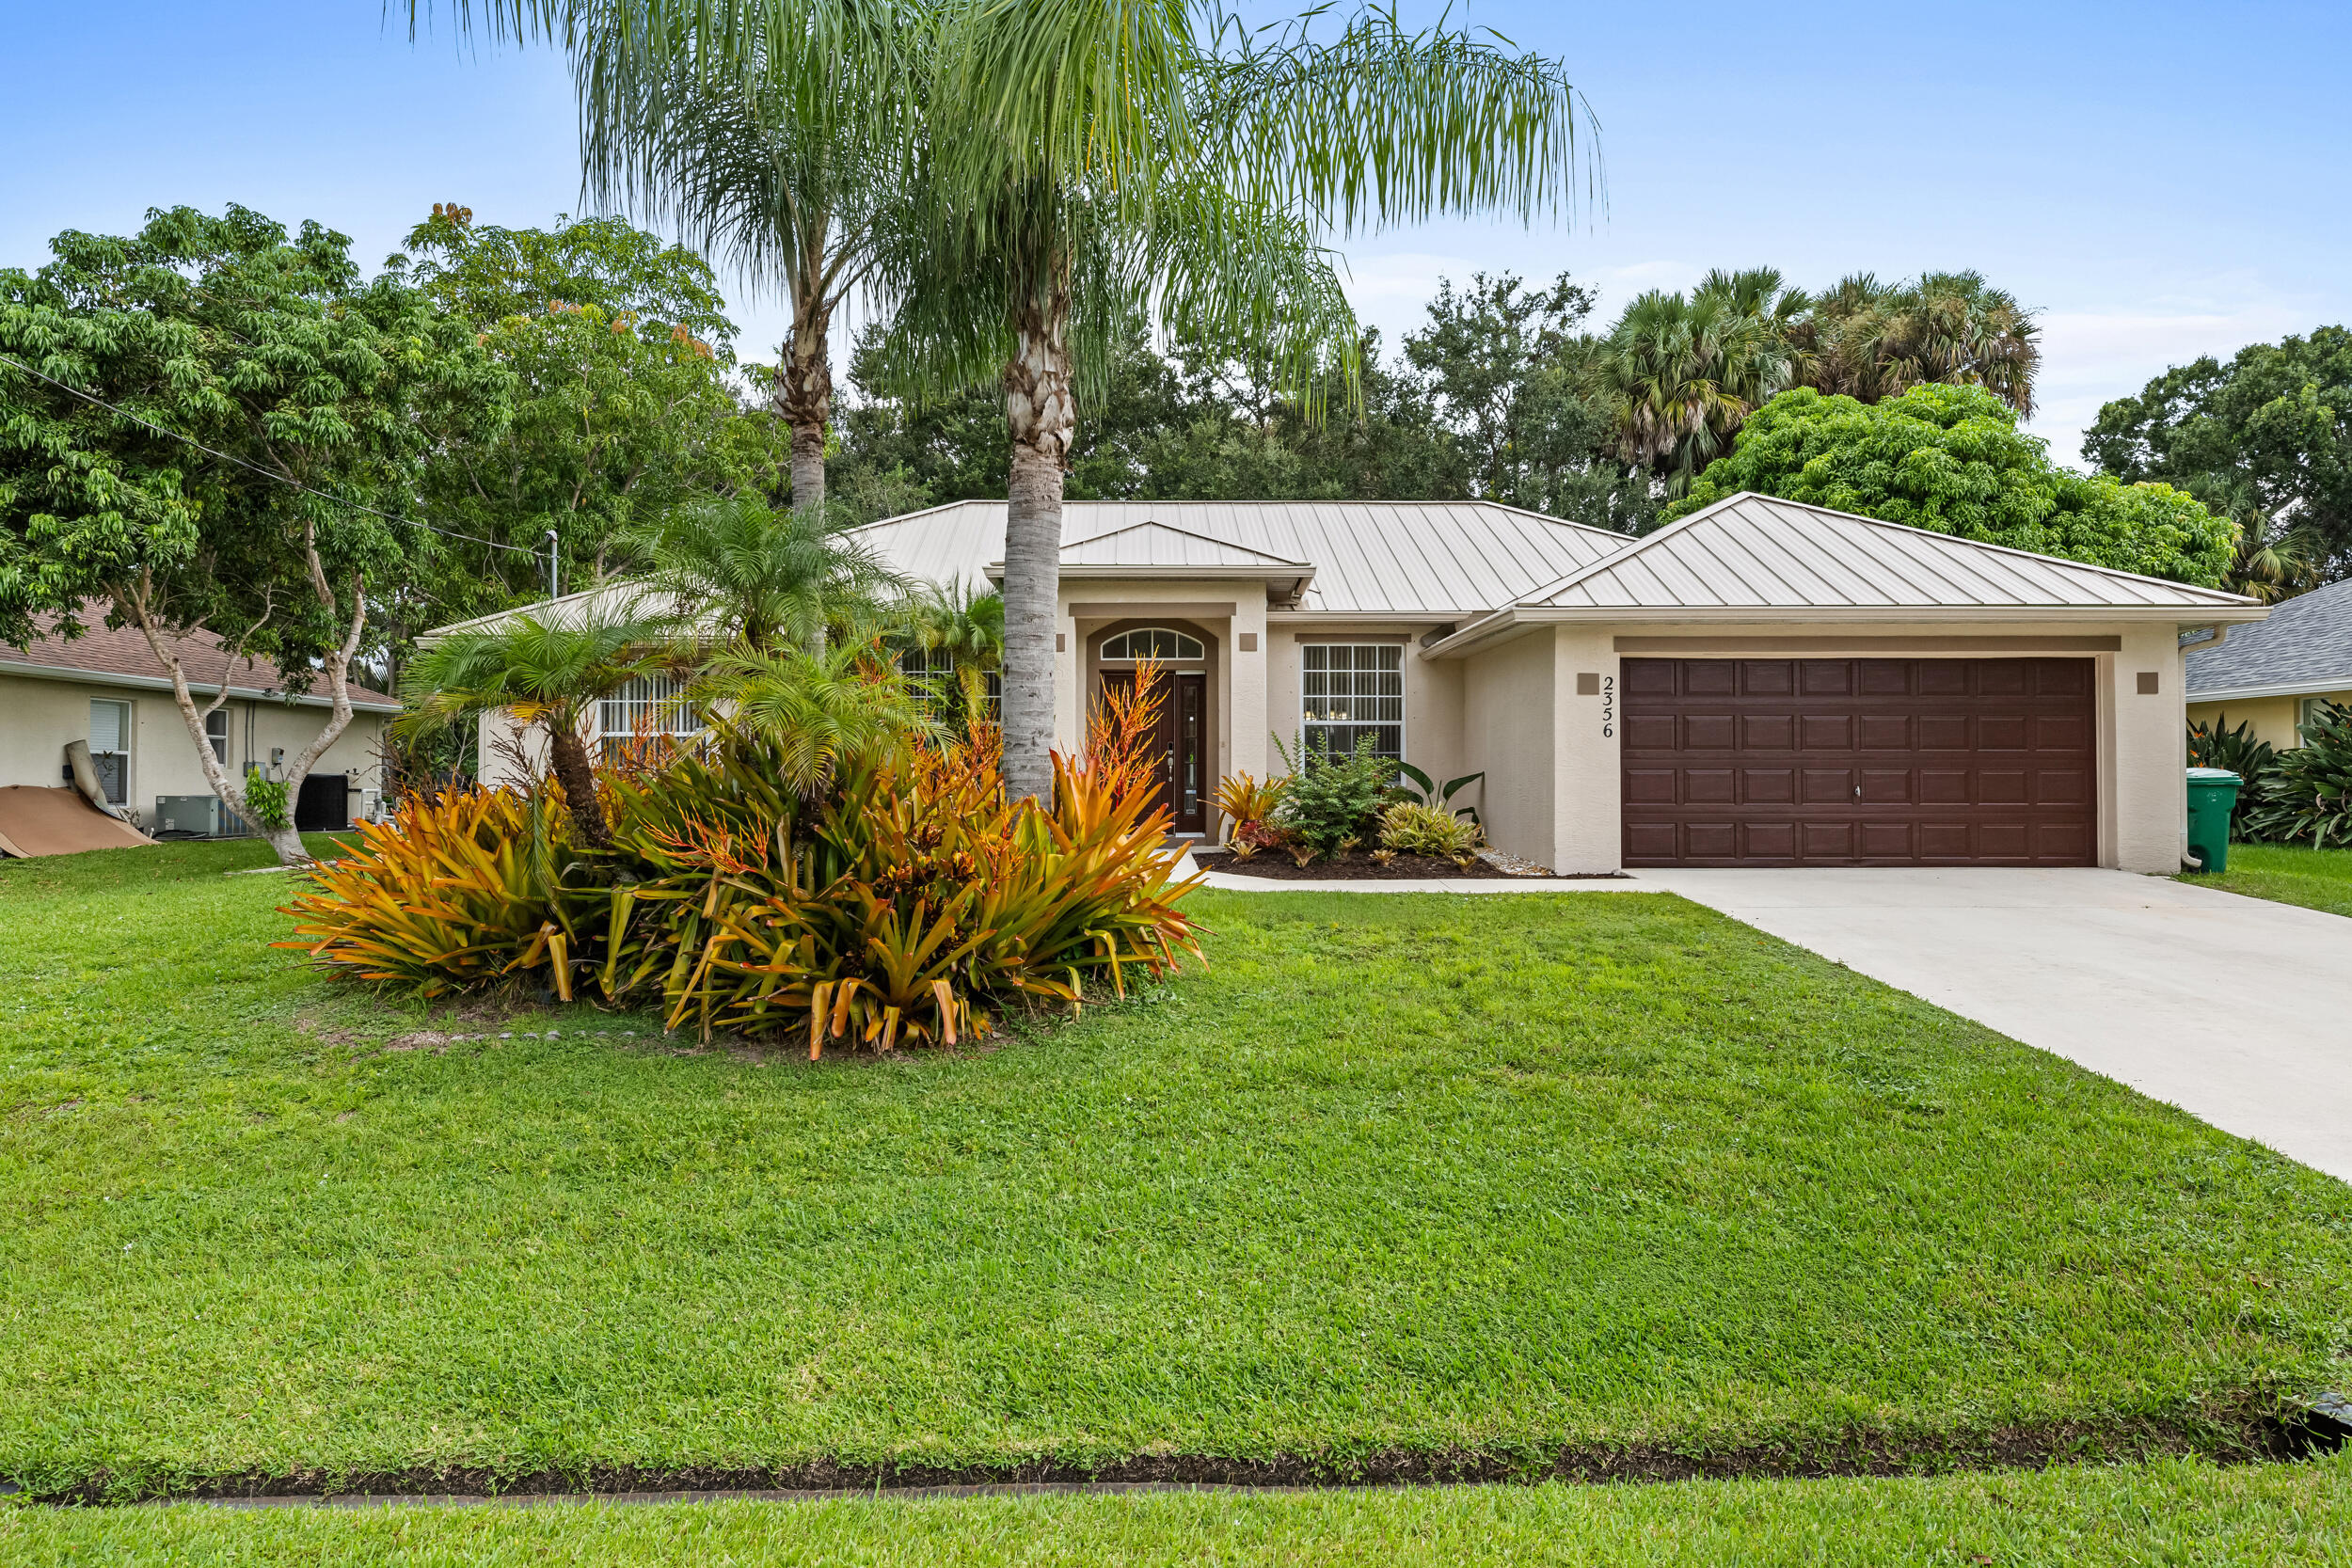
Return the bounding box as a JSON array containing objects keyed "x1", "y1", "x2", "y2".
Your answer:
[
  {"x1": 400, "y1": 602, "x2": 675, "y2": 848},
  {"x1": 902, "y1": 579, "x2": 1004, "y2": 727},
  {"x1": 573, "y1": 0, "x2": 927, "y2": 510},
  {"x1": 628, "y1": 493, "x2": 909, "y2": 653},
  {"x1": 1792, "y1": 271, "x2": 2039, "y2": 416},
  {"x1": 698, "y1": 639, "x2": 939, "y2": 798},
  {"x1": 884, "y1": 1, "x2": 1594, "y2": 802},
  {"x1": 1597, "y1": 273, "x2": 1798, "y2": 492}
]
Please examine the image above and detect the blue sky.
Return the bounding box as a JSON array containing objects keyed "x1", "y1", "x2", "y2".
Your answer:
[{"x1": 6, "y1": 2, "x2": 2346, "y2": 464}]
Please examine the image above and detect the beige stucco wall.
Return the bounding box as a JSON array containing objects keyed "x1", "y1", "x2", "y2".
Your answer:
[
  {"x1": 2188, "y1": 689, "x2": 2350, "y2": 751},
  {"x1": 0, "y1": 671, "x2": 389, "y2": 828},
  {"x1": 1459, "y1": 626, "x2": 1558, "y2": 869}
]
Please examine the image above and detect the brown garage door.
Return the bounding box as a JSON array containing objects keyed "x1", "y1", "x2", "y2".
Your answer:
[{"x1": 1621, "y1": 657, "x2": 2097, "y2": 867}]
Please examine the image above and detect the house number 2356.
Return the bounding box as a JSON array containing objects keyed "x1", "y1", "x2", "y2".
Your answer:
[{"x1": 1600, "y1": 674, "x2": 1615, "y2": 738}]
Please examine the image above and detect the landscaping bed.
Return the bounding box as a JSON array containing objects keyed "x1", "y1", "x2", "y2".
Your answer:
[
  {"x1": 1202, "y1": 848, "x2": 1518, "y2": 879},
  {"x1": 6, "y1": 838, "x2": 2352, "y2": 1501}
]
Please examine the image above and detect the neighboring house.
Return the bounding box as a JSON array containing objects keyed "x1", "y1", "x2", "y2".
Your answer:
[
  {"x1": 0, "y1": 611, "x2": 396, "y2": 832},
  {"x1": 2185, "y1": 576, "x2": 2352, "y2": 749},
  {"x1": 437, "y1": 492, "x2": 2262, "y2": 874}
]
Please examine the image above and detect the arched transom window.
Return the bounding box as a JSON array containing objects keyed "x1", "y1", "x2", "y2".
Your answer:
[{"x1": 1100, "y1": 626, "x2": 1203, "y2": 662}]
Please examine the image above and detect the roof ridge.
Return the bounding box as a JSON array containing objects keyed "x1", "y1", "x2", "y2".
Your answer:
[
  {"x1": 1506, "y1": 492, "x2": 1744, "y2": 606},
  {"x1": 1058, "y1": 518, "x2": 1311, "y2": 565}
]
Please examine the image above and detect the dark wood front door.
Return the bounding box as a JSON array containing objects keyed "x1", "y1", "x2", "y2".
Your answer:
[
  {"x1": 1100, "y1": 670, "x2": 1209, "y2": 834},
  {"x1": 1620, "y1": 657, "x2": 2097, "y2": 866}
]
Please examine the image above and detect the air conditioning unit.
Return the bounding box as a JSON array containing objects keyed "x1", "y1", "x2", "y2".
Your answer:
[{"x1": 153, "y1": 795, "x2": 249, "y2": 839}]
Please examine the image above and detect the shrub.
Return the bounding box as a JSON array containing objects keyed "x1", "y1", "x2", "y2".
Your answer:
[
  {"x1": 243, "y1": 771, "x2": 292, "y2": 832},
  {"x1": 2185, "y1": 717, "x2": 2278, "y2": 838},
  {"x1": 1393, "y1": 764, "x2": 1483, "y2": 823},
  {"x1": 2240, "y1": 702, "x2": 2352, "y2": 849},
  {"x1": 1271, "y1": 732, "x2": 1393, "y2": 858},
  {"x1": 1377, "y1": 800, "x2": 1485, "y2": 858},
  {"x1": 279, "y1": 722, "x2": 1204, "y2": 1051}
]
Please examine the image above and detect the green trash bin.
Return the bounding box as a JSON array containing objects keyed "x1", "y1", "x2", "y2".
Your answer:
[{"x1": 2185, "y1": 767, "x2": 2242, "y2": 873}]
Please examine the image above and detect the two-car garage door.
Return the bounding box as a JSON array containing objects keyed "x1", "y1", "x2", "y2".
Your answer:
[{"x1": 1620, "y1": 657, "x2": 2097, "y2": 867}]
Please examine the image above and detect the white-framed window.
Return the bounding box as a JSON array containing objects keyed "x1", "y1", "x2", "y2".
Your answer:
[
  {"x1": 1101, "y1": 626, "x2": 1204, "y2": 663},
  {"x1": 88, "y1": 699, "x2": 132, "y2": 804},
  {"x1": 1300, "y1": 643, "x2": 1404, "y2": 760},
  {"x1": 204, "y1": 707, "x2": 230, "y2": 765},
  {"x1": 597, "y1": 673, "x2": 702, "y2": 760},
  {"x1": 898, "y1": 646, "x2": 999, "y2": 718},
  {"x1": 2298, "y1": 696, "x2": 2338, "y2": 744}
]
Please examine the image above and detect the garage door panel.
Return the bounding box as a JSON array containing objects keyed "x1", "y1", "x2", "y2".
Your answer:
[{"x1": 1622, "y1": 657, "x2": 2096, "y2": 867}]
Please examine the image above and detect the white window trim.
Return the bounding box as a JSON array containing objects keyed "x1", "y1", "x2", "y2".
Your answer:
[
  {"x1": 88, "y1": 698, "x2": 134, "y2": 805},
  {"x1": 1298, "y1": 642, "x2": 1405, "y2": 761},
  {"x1": 596, "y1": 674, "x2": 703, "y2": 756},
  {"x1": 204, "y1": 707, "x2": 230, "y2": 765}
]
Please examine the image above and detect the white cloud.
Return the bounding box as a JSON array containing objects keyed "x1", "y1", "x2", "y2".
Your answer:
[{"x1": 2027, "y1": 292, "x2": 2316, "y2": 465}]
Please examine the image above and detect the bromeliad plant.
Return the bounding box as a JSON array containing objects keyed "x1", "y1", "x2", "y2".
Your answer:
[
  {"x1": 1377, "y1": 801, "x2": 1485, "y2": 859},
  {"x1": 280, "y1": 719, "x2": 1203, "y2": 1053},
  {"x1": 2185, "y1": 716, "x2": 2278, "y2": 838}
]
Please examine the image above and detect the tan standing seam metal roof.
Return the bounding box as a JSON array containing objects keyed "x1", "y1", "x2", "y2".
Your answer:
[{"x1": 1519, "y1": 493, "x2": 2254, "y2": 611}]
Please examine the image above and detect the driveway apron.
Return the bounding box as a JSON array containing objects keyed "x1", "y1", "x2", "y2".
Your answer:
[{"x1": 1641, "y1": 867, "x2": 2352, "y2": 1182}]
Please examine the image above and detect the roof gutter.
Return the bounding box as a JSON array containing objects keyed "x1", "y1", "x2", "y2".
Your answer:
[
  {"x1": 0, "y1": 658, "x2": 401, "y2": 713},
  {"x1": 2186, "y1": 674, "x2": 2352, "y2": 705},
  {"x1": 1421, "y1": 602, "x2": 2273, "y2": 660}
]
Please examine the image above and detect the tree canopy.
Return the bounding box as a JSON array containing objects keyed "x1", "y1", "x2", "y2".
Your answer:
[
  {"x1": 1661, "y1": 385, "x2": 2238, "y2": 587},
  {"x1": 2083, "y1": 325, "x2": 2352, "y2": 580}
]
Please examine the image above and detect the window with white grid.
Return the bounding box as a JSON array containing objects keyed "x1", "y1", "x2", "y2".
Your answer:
[
  {"x1": 898, "y1": 646, "x2": 999, "y2": 719},
  {"x1": 1300, "y1": 643, "x2": 1403, "y2": 760},
  {"x1": 597, "y1": 673, "x2": 701, "y2": 759}
]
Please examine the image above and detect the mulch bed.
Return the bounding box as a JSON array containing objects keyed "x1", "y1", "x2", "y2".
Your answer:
[{"x1": 1205, "y1": 850, "x2": 1518, "y2": 881}]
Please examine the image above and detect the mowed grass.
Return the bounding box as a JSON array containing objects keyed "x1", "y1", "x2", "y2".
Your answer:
[
  {"x1": 2180, "y1": 842, "x2": 2352, "y2": 918},
  {"x1": 4, "y1": 840, "x2": 2351, "y2": 1500},
  {"x1": 9, "y1": 1455, "x2": 2352, "y2": 1567}
]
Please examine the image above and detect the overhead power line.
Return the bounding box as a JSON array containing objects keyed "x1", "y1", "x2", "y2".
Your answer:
[{"x1": 0, "y1": 350, "x2": 541, "y2": 557}]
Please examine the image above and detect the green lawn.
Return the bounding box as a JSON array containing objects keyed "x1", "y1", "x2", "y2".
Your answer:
[
  {"x1": 5, "y1": 839, "x2": 2351, "y2": 1504},
  {"x1": 8, "y1": 1455, "x2": 2352, "y2": 1566},
  {"x1": 2179, "y1": 842, "x2": 2352, "y2": 918}
]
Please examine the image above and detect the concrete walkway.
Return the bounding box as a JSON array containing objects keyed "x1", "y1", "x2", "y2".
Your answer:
[{"x1": 1641, "y1": 867, "x2": 2352, "y2": 1181}]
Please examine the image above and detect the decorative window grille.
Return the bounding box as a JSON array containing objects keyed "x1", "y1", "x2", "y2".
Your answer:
[
  {"x1": 898, "y1": 646, "x2": 999, "y2": 719},
  {"x1": 1300, "y1": 643, "x2": 1404, "y2": 760},
  {"x1": 88, "y1": 699, "x2": 132, "y2": 804},
  {"x1": 596, "y1": 674, "x2": 701, "y2": 761},
  {"x1": 1101, "y1": 626, "x2": 1204, "y2": 662}
]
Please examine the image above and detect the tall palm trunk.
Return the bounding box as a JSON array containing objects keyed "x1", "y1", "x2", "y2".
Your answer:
[
  {"x1": 998, "y1": 244, "x2": 1073, "y2": 805},
  {"x1": 776, "y1": 282, "x2": 834, "y2": 511}
]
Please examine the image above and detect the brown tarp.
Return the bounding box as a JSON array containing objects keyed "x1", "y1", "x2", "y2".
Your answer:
[{"x1": 0, "y1": 786, "x2": 157, "y2": 858}]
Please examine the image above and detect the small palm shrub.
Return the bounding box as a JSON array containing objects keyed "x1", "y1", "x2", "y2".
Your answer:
[
  {"x1": 1378, "y1": 801, "x2": 1486, "y2": 858},
  {"x1": 2240, "y1": 701, "x2": 2352, "y2": 848},
  {"x1": 280, "y1": 723, "x2": 1203, "y2": 1051},
  {"x1": 2186, "y1": 717, "x2": 2278, "y2": 837},
  {"x1": 1271, "y1": 732, "x2": 1393, "y2": 859}
]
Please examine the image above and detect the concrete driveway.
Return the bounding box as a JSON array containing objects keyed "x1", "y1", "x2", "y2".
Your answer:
[{"x1": 1643, "y1": 867, "x2": 2352, "y2": 1181}]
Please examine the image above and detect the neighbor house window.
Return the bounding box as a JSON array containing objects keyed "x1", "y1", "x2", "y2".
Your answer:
[
  {"x1": 597, "y1": 673, "x2": 701, "y2": 760},
  {"x1": 2299, "y1": 697, "x2": 2336, "y2": 744},
  {"x1": 205, "y1": 708, "x2": 230, "y2": 765},
  {"x1": 1300, "y1": 643, "x2": 1403, "y2": 760},
  {"x1": 88, "y1": 699, "x2": 132, "y2": 804},
  {"x1": 1101, "y1": 626, "x2": 1204, "y2": 662}
]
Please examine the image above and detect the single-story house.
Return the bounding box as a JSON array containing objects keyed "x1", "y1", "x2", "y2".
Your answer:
[
  {"x1": 2185, "y1": 575, "x2": 2352, "y2": 749},
  {"x1": 448, "y1": 491, "x2": 2263, "y2": 875},
  {"x1": 0, "y1": 611, "x2": 397, "y2": 834}
]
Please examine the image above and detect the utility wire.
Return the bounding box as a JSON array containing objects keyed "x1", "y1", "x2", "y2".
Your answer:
[{"x1": 0, "y1": 350, "x2": 543, "y2": 557}]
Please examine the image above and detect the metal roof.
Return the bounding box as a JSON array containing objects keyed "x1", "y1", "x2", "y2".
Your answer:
[
  {"x1": 1520, "y1": 493, "x2": 2258, "y2": 612},
  {"x1": 852, "y1": 499, "x2": 1628, "y2": 617},
  {"x1": 1049, "y1": 521, "x2": 1309, "y2": 570},
  {"x1": 2185, "y1": 575, "x2": 2352, "y2": 698}
]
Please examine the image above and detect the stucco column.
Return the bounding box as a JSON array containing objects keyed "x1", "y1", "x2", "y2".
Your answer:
[
  {"x1": 2110, "y1": 624, "x2": 2187, "y2": 873},
  {"x1": 1551, "y1": 625, "x2": 1623, "y2": 875},
  {"x1": 1229, "y1": 594, "x2": 1269, "y2": 784},
  {"x1": 1053, "y1": 598, "x2": 1083, "y2": 753}
]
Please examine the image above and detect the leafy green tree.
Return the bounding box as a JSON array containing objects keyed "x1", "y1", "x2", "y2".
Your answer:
[
  {"x1": 400, "y1": 601, "x2": 675, "y2": 848},
  {"x1": 1401, "y1": 271, "x2": 1652, "y2": 531},
  {"x1": 2083, "y1": 326, "x2": 2352, "y2": 577},
  {"x1": 1662, "y1": 385, "x2": 2237, "y2": 586},
  {"x1": 0, "y1": 203, "x2": 507, "y2": 863},
  {"x1": 388, "y1": 207, "x2": 785, "y2": 641}
]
